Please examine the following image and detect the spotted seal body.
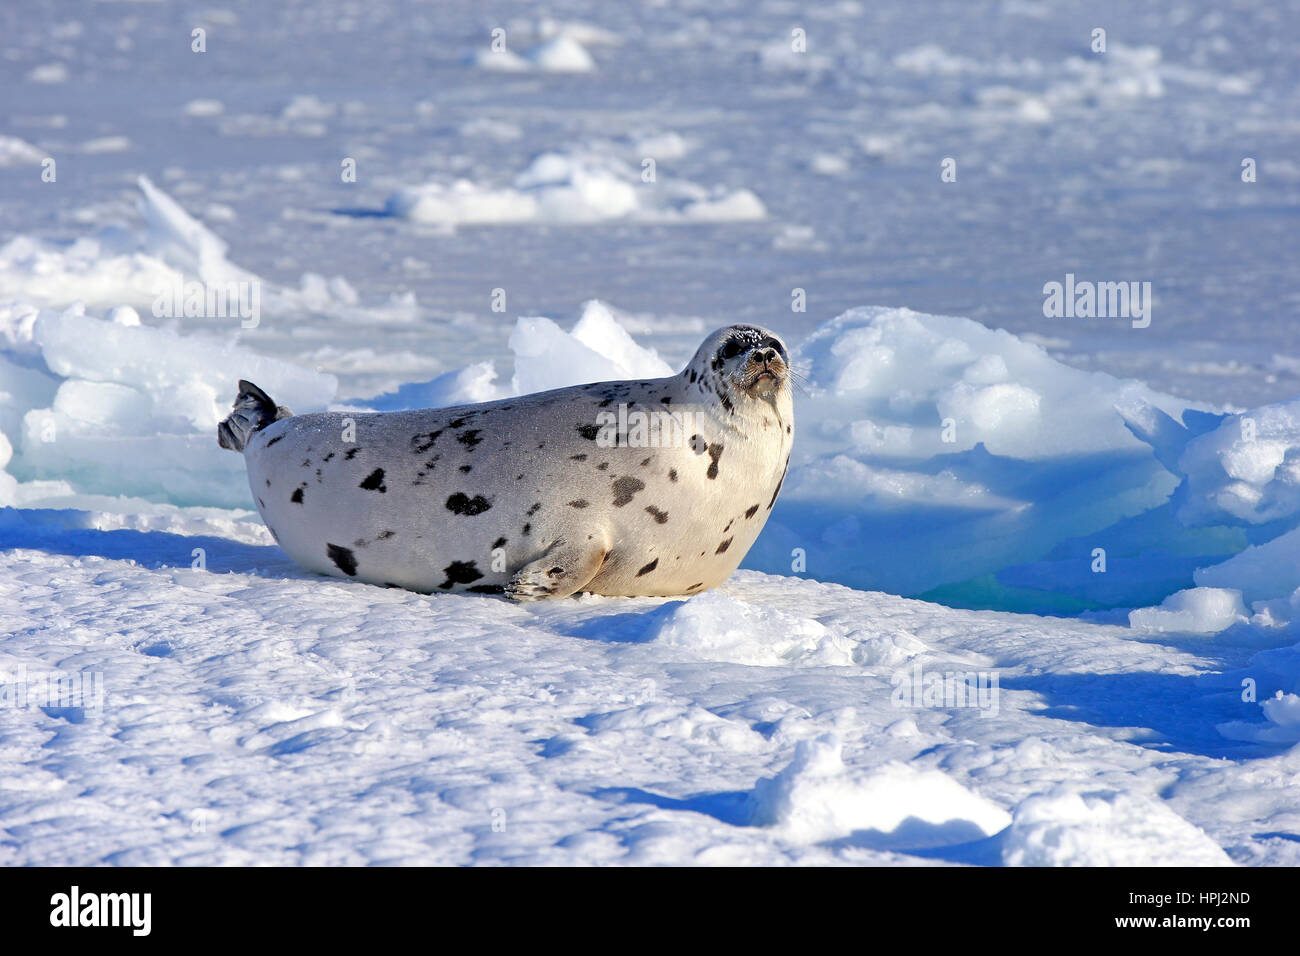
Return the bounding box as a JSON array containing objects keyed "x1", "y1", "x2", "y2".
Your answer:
[{"x1": 218, "y1": 325, "x2": 793, "y2": 600}]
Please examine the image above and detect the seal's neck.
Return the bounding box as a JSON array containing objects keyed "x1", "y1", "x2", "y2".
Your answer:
[{"x1": 673, "y1": 362, "x2": 793, "y2": 439}]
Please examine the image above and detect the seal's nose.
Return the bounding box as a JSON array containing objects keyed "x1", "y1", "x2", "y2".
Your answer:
[{"x1": 756, "y1": 347, "x2": 778, "y2": 364}]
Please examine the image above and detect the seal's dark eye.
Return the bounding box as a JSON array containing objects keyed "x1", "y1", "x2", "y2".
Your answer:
[{"x1": 720, "y1": 340, "x2": 743, "y2": 360}]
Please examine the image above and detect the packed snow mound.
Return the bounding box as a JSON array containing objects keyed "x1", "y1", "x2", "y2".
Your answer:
[
  {"x1": 1217, "y1": 691, "x2": 1300, "y2": 745},
  {"x1": 1128, "y1": 587, "x2": 1248, "y2": 635},
  {"x1": 649, "y1": 592, "x2": 854, "y2": 667},
  {"x1": 386, "y1": 150, "x2": 765, "y2": 226},
  {"x1": 747, "y1": 735, "x2": 1011, "y2": 845},
  {"x1": 1003, "y1": 789, "x2": 1233, "y2": 866}
]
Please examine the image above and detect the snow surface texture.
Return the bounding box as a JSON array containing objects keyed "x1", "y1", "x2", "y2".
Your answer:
[{"x1": 3, "y1": 0, "x2": 1300, "y2": 866}]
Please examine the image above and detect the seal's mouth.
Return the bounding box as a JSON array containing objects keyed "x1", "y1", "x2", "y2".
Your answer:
[{"x1": 738, "y1": 349, "x2": 788, "y2": 396}]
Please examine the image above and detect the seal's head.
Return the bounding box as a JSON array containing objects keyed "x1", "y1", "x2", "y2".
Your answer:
[{"x1": 688, "y1": 325, "x2": 792, "y2": 405}]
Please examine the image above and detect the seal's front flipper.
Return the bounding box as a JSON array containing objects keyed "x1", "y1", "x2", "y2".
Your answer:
[{"x1": 504, "y1": 536, "x2": 609, "y2": 602}]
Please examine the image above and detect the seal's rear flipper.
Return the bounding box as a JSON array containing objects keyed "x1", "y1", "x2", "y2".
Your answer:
[{"x1": 218, "y1": 379, "x2": 293, "y2": 452}]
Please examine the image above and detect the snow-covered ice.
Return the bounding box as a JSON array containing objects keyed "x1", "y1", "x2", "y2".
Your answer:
[{"x1": 2, "y1": 0, "x2": 1299, "y2": 867}]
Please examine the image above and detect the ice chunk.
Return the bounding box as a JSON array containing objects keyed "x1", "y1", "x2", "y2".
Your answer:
[
  {"x1": 387, "y1": 149, "x2": 764, "y2": 226},
  {"x1": 0, "y1": 135, "x2": 45, "y2": 167},
  {"x1": 526, "y1": 36, "x2": 596, "y2": 73},
  {"x1": 748, "y1": 306, "x2": 1200, "y2": 598},
  {"x1": 365, "y1": 361, "x2": 506, "y2": 411},
  {"x1": 1194, "y1": 527, "x2": 1300, "y2": 606},
  {"x1": 6, "y1": 307, "x2": 336, "y2": 508},
  {"x1": 508, "y1": 303, "x2": 673, "y2": 395},
  {"x1": 136, "y1": 175, "x2": 251, "y2": 285},
  {"x1": 34, "y1": 308, "x2": 334, "y2": 430}
]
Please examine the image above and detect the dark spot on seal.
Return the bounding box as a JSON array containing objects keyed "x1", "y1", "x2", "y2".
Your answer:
[
  {"x1": 660, "y1": 396, "x2": 671, "y2": 404},
  {"x1": 724, "y1": 519, "x2": 734, "y2": 532},
  {"x1": 448, "y1": 417, "x2": 467, "y2": 428},
  {"x1": 611, "y1": 476, "x2": 645, "y2": 507},
  {"x1": 467, "y1": 584, "x2": 505, "y2": 595},
  {"x1": 257, "y1": 496, "x2": 265, "y2": 508},
  {"x1": 576, "y1": 423, "x2": 601, "y2": 441},
  {"x1": 706, "y1": 443, "x2": 724, "y2": 480},
  {"x1": 516, "y1": 474, "x2": 524, "y2": 480},
  {"x1": 377, "y1": 530, "x2": 395, "y2": 540},
  {"x1": 686, "y1": 582, "x2": 704, "y2": 591},
  {"x1": 571, "y1": 453, "x2": 588, "y2": 461},
  {"x1": 492, "y1": 537, "x2": 507, "y2": 549},
  {"x1": 636, "y1": 558, "x2": 658, "y2": 577},
  {"x1": 326, "y1": 544, "x2": 357, "y2": 576},
  {"x1": 527, "y1": 502, "x2": 542, "y2": 516},
  {"x1": 689, "y1": 370, "x2": 698, "y2": 383},
  {"x1": 522, "y1": 523, "x2": 531, "y2": 535},
  {"x1": 360, "y1": 468, "x2": 386, "y2": 492},
  {"x1": 345, "y1": 448, "x2": 361, "y2": 460},
  {"x1": 438, "y1": 560, "x2": 483, "y2": 589},
  {"x1": 745, "y1": 503, "x2": 760, "y2": 519},
  {"x1": 266, "y1": 435, "x2": 283, "y2": 447},
  {"x1": 597, "y1": 398, "x2": 614, "y2": 408},
  {"x1": 568, "y1": 499, "x2": 589, "y2": 509},
  {"x1": 668, "y1": 468, "x2": 678, "y2": 482},
  {"x1": 597, "y1": 462, "x2": 609, "y2": 471},
  {"x1": 716, "y1": 537, "x2": 733, "y2": 554},
  {"x1": 645, "y1": 506, "x2": 669, "y2": 524},
  {"x1": 459, "y1": 465, "x2": 472, "y2": 473},
  {"x1": 767, "y1": 462, "x2": 788, "y2": 510},
  {"x1": 457, "y1": 429, "x2": 483, "y2": 449},
  {"x1": 446, "y1": 492, "x2": 492, "y2": 516},
  {"x1": 640, "y1": 456, "x2": 652, "y2": 467},
  {"x1": 291, "y1": 487, "x2": 304, "y2": 504},
  {"x1": 323, "y1": 452, "x2": 335, "y2": 462},
  {"x1": 265, "y1": 479, "x2": 271, "y2": 487},
  {"x1": 411, "y1": 430, "x2": 443, "y2": 453},
  {"x1": 689, "y1": 434, "x2": 707, "y2": 454},
  {"x1": 300, "y1": 459, "x2": 311, "y2": 468}
]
